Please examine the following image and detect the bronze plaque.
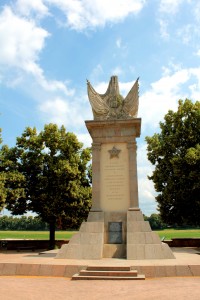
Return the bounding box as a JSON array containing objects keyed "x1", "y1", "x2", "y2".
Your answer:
[{"x1": 108, "y1": 222, "x2": 122, "y2": 244}]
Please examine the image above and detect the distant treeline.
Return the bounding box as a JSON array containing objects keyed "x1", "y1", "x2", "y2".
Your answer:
[
  {"x1": 0, "y1": 214, "x2": 167, "y2": 231},
  {"x1": 0, "y1": 216, "x2": 49, "y2": 231},
  {"x1": 144, "y1": 214, "x2": 167, "y2": 230},
  {"x1": 0, "y1": 214, "x2": 195, "y2": 231}
]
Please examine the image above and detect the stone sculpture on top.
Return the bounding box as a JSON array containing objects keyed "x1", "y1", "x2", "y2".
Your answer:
[{"x1": 87, "y1": 76, "x2": 139, "y2": 120}]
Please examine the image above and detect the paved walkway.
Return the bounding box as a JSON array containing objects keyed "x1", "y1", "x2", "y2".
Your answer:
[
  {"x1": 0, "y1": 247, "x2": 200, "y2": 278},
  {"x1": 0, "y1": 248, "x2": 200, "y2": 299},
  {"x1": 1, "y1": 276, "x2": 200, "y2": 300}
]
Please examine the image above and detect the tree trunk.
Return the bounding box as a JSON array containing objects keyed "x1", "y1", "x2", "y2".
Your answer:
[{"x1": 49, "y1": 220, "x2": 56, "y2": 249}]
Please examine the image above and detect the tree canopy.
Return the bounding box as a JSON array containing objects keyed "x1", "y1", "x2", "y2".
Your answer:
[
  {"x1": 1, "y1": 124, "x2": 92, "y2": 248},
  {"x1": 0, "y1": 128, "x2": 25, "y2": 211},
  {"x1": 146, "y1": 99, "x2": 200, "y2": 226}
]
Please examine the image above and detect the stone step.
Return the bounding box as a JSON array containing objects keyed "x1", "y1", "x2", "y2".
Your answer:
[
  {"x1": 79, "y1": 270, "x2": 138, "y2": 277},
  {"x1": 72, "y1": 274, "x2": 145, "y2": 280},
  {"x1": 72, "y1": 266, "x2": 145, "y2": 280},
  {"x1": 86, "y1": 266, "x2": 131, "y2": 271}
]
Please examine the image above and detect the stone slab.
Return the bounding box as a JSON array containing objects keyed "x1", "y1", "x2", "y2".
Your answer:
[
  {"x1": 80, "y1": 222, "x2": 104, "y2": 233},
  {"x1": 175, "y1": 265, "x2": 193, "y2": 276},
  {"x1": 127, "y1": 210, "x2": 144, "y2": 221},
  {"x1": 51, "y1": 265, "x2": 66, "y2": 277},
  {"x1": 1, "y1": 263, "x2": 17, "y2": 275},
  {"x1": 127, "y1": 221, "x2": 151, "y2": 232},
  {"x1": 189, "y1": 265, "x2": 200, "y2": 276},
  {"x1": 103, "y1": 244, "x2": 126, "y2": 258},
  {"x1": 87, "y1": 211, "x2": 104, "y2": 222},
  {"x1": 127, "y1": 244, "x2": 175, "y2": 260},
  {"x1": 80, "y1": 232, "x2": 104, "y2": 245},
  {"x1": 39, "y1": 265, "x2": 53, "y2": 276},
  {"x1": 161, "y1": 243, "x2": 176, "y2": 258},
  {"x1": 81, "y1": 244, "x2": 103, "y2": 259}
]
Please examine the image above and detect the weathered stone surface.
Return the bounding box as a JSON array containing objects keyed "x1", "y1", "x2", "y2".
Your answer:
[
  {"x1": 161, "y1": 243, "x2": 176, "y2": 258},
  {"x1": 80, "y1": 222, "x2": 104, "y2": 233},
  {"x1": 127, "y1": 221, "x2": 151, "y2": 232},
  {"x1": 69, "y1": 233, "x2": 80, "y2": 244},
  {"x1": 81, "y1": 245, "x2": 103, "y2": 259},
  {"x1": 127, "y1": 232, "x2": 146, "y2": 244},
  {"x1": 189, "y1": 265, "x2": 200, "y2": 276},
  {"x1": 127, "y1": 210, "x2": 144, "y2": 221},
  {"x1": 175, "y1": 265, "x2": 193, "y2": 276},
  {"x1": 80, "y1": 232, "x2": 104, "y2": 245},
  {"x1": 103, "y1": 244, "x2": 126, "y2": 258},
  {"x1": 87, "y1": 211, "x2": 104, "y2": 222}
]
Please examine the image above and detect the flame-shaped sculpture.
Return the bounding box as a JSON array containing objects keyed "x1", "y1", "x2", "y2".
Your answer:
[{"x1": 87, "y1": 76, "x2": 139, "y2": 120}]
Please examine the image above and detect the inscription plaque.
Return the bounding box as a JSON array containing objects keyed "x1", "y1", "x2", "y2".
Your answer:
[
  {"x1": 100, "y1": 143, "x2": 130, "y2": 211},
  {"x1": 108, "y1": 222, "x2": 122, "y2": 244}
]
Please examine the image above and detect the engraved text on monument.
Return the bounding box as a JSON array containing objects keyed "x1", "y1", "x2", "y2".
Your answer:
[{"x1": 100, "y1": 143, "x2": 130, "y2": 211}]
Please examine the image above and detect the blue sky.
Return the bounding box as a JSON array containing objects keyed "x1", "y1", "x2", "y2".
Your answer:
[{"x1": 0, "y1": 0, "x2": 200, "y2": 216}]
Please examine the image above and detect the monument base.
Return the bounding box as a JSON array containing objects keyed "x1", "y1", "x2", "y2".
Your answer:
[
  {"x1": 56, "y1": 210, "x2": 175, "y2": 260},
  {"x1": 126, "y1": 210, "x2": 175, "y2": 259}
]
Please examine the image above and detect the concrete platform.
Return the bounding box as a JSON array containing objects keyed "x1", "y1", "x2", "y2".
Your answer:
[{"x1": 0, "y1": 247, "x2": 200, "y2": 278}]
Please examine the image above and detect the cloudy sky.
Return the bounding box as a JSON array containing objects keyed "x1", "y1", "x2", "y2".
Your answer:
[{"x1": 1, "y1": 0, "x2": 200, "y2": 216}]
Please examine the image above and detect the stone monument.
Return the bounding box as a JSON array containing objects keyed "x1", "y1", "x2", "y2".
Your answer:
[{"x1": 56, "y1": 76, "x2": 175, "y2": 260}]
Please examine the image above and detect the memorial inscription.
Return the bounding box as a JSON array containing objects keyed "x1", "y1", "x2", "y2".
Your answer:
[
  {"x1": 108, "y1": 222, "x2": 122, "y2": 244},
  {"x1": 100, "y1": 143, "x2": 130, "y2": 211}
]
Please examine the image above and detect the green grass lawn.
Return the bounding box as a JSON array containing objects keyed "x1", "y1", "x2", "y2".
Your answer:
[
  {"x1": 0, "y1": 231, "x2": 76, "y2": 240},
  {"x1": 155, "y1": 228, "x2": 200, "y2": 239},
  {"x1": 0, "y1": 228, "x2": 200, "y2": 240}
]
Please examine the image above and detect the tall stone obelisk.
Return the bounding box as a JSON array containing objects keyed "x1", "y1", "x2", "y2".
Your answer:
[{"x1": 56, "y1": 76, "x2": 175, "y2": 260}]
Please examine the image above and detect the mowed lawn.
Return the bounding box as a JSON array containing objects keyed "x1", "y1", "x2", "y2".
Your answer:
[
  {"x1": 0, "y1": 228, "x2": 200, "y2": 240},
  {"x1": 0, "y1": 231, "x2": 76, "y2": 240},
  {"x1": 156, "y1": 228, "x2": 200, "y2": 239}
]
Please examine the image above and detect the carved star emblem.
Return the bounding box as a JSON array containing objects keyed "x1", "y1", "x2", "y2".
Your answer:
[{"x1": 108, "y1": 146, "x2": 121, "y2": 158}]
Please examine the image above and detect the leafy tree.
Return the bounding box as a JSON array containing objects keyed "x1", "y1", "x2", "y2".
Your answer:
[
  {"x1": 3, "y1": 124, "x2": 92, "y2": 248},
  {"x1": 0, "y1": 129, "x2": 25, "y2": 212},
  {"x1": 143, "y1": 213, "x2": 166, "y2": 229},
  {"x1": 0, "y1": 128, "x2": 5, "y2": 210},
  {"x1": 146, "y1": 99, "x2": 200, "y2": 226},
  {"x1": 148, "y1": 213, "x2": 166, "y2": 230}
]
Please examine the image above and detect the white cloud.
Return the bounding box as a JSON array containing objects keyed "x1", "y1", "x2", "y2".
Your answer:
[
  {"x1": 157, "y1": 1, "x2": 200, "y2": 44},
  {"x1": 38, "y1": 94, "x2": 93, "y2": 130},
  {"x1": 159, "y1": 19, "x2": 169, "y2": 40},
  {"x1": 159, "y1": 0, "x2": 185, "y2": 14},
  {"x1": 193, "y1": 1, "x2": 200, "y2": 22},
  {"x1": 195, "y1": 49, "x2": 200, "y2": 56},
  {"x1": 0, "y1": 5, "x2": 74, "y2": 104},
  {"x1": 46, "y1": 0, "x2": 146, "y2": 30},
  {"x1": 177, "y1": 24, "x2": 196, "y2": 44},
  {"x1": 112, "y1": 66, "x2": 123, "y2": 76},
  {"x1": 38, "y1": 97, "x2": 70, "y2": 125},
  {"x1": 116, "y1": 38, "x2": 122, "y2": 48},
  {"x1": 25, "y1": 62, "x2": 74, "y2": 95},
  {"x1": 137, "y1": 143, "x2": 158, "y2": 215},
  {"x1": 0, "y1": 6, "x2": 49, "y2": 69},
  {"x1": 139, "y1": 69, "x2": 191, "y2": 129},
  {"x1": 76, "y1": 133, "x2": 92, "y2": 148},
  {"x1": 89, "y1": 64, "x2": 104, "y2": 83},
  {"x1": 15, "y1": 0, "x2": 49, "y2": 18}
]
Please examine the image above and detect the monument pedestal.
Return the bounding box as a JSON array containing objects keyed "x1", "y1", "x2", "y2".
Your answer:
[{"x1": 56, "y1": 119, "x2": 175, "y2": 260}]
